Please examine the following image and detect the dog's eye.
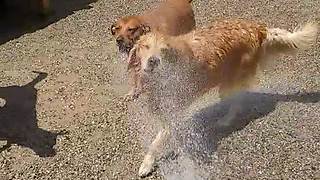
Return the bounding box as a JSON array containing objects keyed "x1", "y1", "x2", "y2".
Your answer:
[
  {"x1": 112, "y1": 26, "x2": 120, "y2": 31},
  {"x1": 128, "y1": 27, "x2": 138, "y2": 32}
]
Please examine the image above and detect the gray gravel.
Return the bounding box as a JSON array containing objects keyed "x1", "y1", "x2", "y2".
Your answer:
[{"x1": 0, "y1": 0, "x2": 320, "y2": 179}]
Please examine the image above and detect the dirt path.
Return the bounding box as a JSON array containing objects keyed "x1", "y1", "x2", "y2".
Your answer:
[{"x1": 0, "y1": 0, "x2": 319, "y2": 179}]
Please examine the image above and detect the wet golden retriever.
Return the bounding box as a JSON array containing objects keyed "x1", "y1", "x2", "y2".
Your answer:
[{"x1": 127, "y1": 19, "x2": 318, "y2": 177}]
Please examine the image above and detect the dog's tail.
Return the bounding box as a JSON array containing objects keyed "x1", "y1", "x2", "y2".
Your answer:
[{"x1": 263, "y1": 21, "x2": 318, "y2": 55}]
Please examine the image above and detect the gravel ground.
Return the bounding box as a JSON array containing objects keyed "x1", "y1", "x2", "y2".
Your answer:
[{"x1": 0, "y1": 0, "x2": 320, "y2": 179}]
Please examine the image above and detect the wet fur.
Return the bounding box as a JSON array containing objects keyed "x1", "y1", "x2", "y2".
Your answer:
[
  {"x1": 129, "y1": 19, "x2": 319, "y2": 177},
  {"x1": 130, "y1": 19, "x2": 319, "y2": 99}
]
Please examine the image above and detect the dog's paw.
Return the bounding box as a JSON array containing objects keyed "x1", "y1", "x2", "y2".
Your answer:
[
  {"x1": 123, "y1": 93, "x2": 134, "y2": 102},
  {"x1": 123, "y1": 90, "x2": 141, "y2": 102},
  {"x1": 138, "y1": 154, "x2": 155, "y2": 177}
]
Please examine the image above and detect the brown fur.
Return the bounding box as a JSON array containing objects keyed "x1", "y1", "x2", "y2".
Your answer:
[
  {"x1": 111, "y1": 0, "x2": 195, "y2": 50},
  {"x1": 111, "y1": 0, "x2": 195, "y2": 100},
  {"x1": 180, "y1": 19, "x2": 268, "y2": 98}
]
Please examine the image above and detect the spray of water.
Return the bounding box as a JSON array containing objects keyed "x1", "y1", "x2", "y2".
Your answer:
[{"x1": 125, "y1": 54, "x2": 226, "y2": 179}]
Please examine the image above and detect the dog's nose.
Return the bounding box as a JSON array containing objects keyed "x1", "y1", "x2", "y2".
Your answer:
[{"x1": 116, "y1": 37, "x2": 124, "y2": 45}]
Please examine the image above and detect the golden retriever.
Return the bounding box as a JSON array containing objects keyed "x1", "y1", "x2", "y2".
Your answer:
[{"x1": 127, "y1": 19, "x2": 318, "y2": 177}]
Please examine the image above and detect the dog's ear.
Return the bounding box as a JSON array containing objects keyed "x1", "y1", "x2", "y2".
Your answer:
[
  {"x1": 110, "y1": 24, "x2": 117, "y2": 35},
  {"x1": 133, "y1": 24, "x2": 151, "y2": 41},
  {"x1": 127, "y1": 47, "x2": 140, "y2": 71}
]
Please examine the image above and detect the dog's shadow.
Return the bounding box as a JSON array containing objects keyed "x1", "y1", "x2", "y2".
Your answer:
[
  {"x1": 178, "y1": 91, "x2": 320, "y2": 160},
  {"x1": 0, "y1": 71, "x2": 64, "y2": 157}
]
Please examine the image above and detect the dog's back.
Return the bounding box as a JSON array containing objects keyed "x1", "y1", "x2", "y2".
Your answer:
[
  {"x1": 174, "y1": 19, "x2": 317, "y2": 96},
  {"x1": 142, "y1": 0, "x2": 195, "y2": 35},
  {"x1": 180, "y1": 19, "x2": 267, "y2": 68},
  {"x1": 138, "y1": 19, "x2": 318, "y2": 99}
]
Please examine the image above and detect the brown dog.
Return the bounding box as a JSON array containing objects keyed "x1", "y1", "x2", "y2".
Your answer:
[
  {"x1": 127, "y1": 19, "x2": 319, "y2": 177},
  {"x1": 111, "y1": 0, "x2": 195, "y2": 54},
  {"x1": 110, "y1": 0, "x2": 195, "y2": 100}
]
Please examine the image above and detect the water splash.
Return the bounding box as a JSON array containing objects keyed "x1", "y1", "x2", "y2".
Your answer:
[
  {"x1": 125, "y1": 58, "x2": 221, "y2": 179},
  {"x1": 124, "y1": 50, "x2": 310, "y2": 179}
]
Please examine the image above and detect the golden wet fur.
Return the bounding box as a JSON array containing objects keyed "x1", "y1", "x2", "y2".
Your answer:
[
  {"x1": 129, "y1": 19, "x2": 318, "y2": 100},
  {"x1": 127, "y1": 18, "x2": 318, "y2": 177}
]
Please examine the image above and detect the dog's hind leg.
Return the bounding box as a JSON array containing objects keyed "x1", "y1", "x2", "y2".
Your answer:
[
  {"x1": 218, "y1": 78, "x2": 253, "y2": 127},
  {"x1": 217, "y1": 53, "x2": 260, "y2": 127},
  {"x1": 138, "y1": 127, "x2": 169, "y2": 177}
]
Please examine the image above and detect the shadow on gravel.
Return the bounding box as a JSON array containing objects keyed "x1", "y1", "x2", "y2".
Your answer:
[
  {"x1": 181, "y1": 91, "x2": 320, "y2": 161},
  {"x1": 0, "y1": 0, "x2": 97, "y2": 45},
  {"x1": 0, "y1": 71, "x2": 64, "y2": 157}
]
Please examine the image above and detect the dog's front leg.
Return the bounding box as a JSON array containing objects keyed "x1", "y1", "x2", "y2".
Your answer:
[
  {"x1": 124, "y1": 69, "x2": 143, "y2": 101},
  {"x1": 124, "y1": 75, "x2": 139, "y2": 101},
  {"x1": 124, "y1": 88, "x2": 139, "y2": 101},
  {"x1": 138, "y1": 128, "x2": 169, "y2": 177},
  {"x1": 124, "y1": 86, "x2": 143, "y2": 101}
]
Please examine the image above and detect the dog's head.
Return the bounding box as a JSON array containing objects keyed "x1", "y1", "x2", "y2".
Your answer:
[
  {"x1": 127, "y1": 32, "x2": 179, "y2": 73},
  {"x1": 110, "y1": 16, "x2": 151, "y2": 54}
]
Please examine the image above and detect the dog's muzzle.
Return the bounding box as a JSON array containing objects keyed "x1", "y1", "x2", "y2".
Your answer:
[{"x1": 116, "y1": 37, "x2": 133, "y2": 54}]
